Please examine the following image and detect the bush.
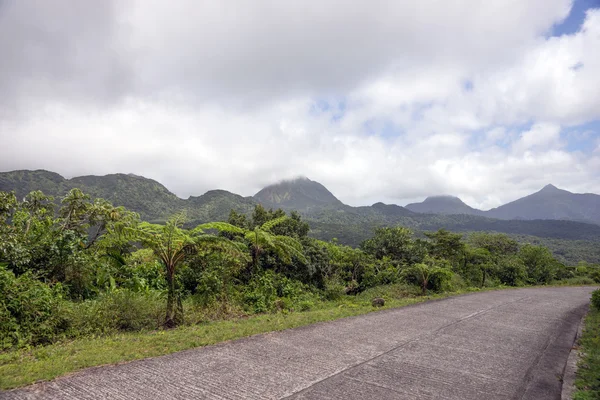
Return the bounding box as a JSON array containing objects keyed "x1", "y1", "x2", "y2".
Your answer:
[
  {"x1": 242, "y1": 271, "x2": 317, "y2": 313},
  {"x1": 554, "y1": 276, "x2": 596, "y2": 286},
  {"x1": 497, "y1": 257, "x2": 526, "y2": 286},
  {"x1": 401, "y1": 257, "x2": 453, "y2": 294},
  {"x1": 65, "y1": 289, "x2": 164, "y2": 336},
  {"x1": 592, "y1": 290, "x2": 600, "y2": 310},
  {"x1": 589, "y1": 269, "x2": 600, "y2": 284},
  {"x1": 323, "y1": 280, "x2": 347, "y2": 301},
  {"x1": 0, "y1": 267, "x2": 68, "y2": 349}
]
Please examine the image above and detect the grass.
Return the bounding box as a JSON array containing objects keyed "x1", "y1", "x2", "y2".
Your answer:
[
  {"x1": 573, "y1": 295, "x2": 600, "y2": 399},
  {"x1": 0, "y1": 283, "x2": 594, "y2": 391},
  {"x1": 0, "y1": 286, "x2": 482, "y2": 390}
]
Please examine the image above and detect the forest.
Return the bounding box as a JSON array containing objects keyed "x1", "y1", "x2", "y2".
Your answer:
[{"x1": 1, "y1": 188, "x2": 599, "y2": 351}]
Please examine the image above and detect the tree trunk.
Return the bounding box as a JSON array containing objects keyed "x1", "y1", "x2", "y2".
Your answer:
[
  {"x1": 481, "y1": 269, "x2": 486, "y2": 288},
  {"x1": 165, "y1": 265, "x2": 183, "y2": 328}
]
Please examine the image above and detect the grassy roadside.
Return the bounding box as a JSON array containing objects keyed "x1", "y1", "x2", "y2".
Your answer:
[
  {"x1": 0, "y1": 286, "x2": 482, "y2": 390},
  {"x1": 573, "y1": 291, "x2": 600, "y2": 399},
  {"x1": 0, "y1": 284, "x2": 594, "y2": 391}
]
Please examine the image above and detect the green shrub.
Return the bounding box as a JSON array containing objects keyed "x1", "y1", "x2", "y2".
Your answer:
[
  {"x1": 323, "y1": 280, "x2": 346, "y2": 301},
  {"x1": 65, "y1": 289, "x2": 164, "y2": 336},
  {"x1": 497, "y1": 258, "x2": 526, "y2": 286},
  {"x1": 242, "y1": 271, "x2": 314, "y2": 313},
  {"x1": 589, "y1": 269, "x2": 600, "y2": 284},
  {"x1": 592, "y1": 290, "x2": 600, "y2": 310},
  {"x1": 298, "y1": 300, "x2": 315, "y2": 311},
  {"x1": 0, "y1": 267, "x2": 68, "y2": 349},
  {"x1": 401, "y1": 258, "x2": 453, "y2": 294},
  {"x1": 555, "y1": 276, "x2": 596, "y2": 286}
]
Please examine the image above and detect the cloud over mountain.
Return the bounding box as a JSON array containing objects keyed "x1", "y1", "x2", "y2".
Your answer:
[{"x1": 0, "y1": 0, "x2": 599, "y2": 209}]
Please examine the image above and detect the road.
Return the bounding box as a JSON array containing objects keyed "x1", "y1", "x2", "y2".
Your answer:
[{"x1": 1, "y1": 287, "x2": 593, "y2": 400}]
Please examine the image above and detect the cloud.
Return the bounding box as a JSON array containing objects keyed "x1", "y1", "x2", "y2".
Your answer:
[{"x1": 0, "y1": 0, "x2": 599, "y2": 211}]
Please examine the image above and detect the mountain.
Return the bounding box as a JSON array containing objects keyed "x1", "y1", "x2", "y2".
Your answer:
[
  {"x1": 405, "y1": 195, "x2": 484, "y2": 216},
  {"x1": 0, "y1": 170, "x2": 255, "y2": 221},
  {"x1": 486, "y1": 184, "x2": 600, "y2": 224},
  {"x1": 370, "y1": 202, "x2": 416, "y2": 218},
  {"x1": 186, "y1": 190, "x2": 257, "y2": 223},
  {"x1": 3, "y1": 170, "x2": 600, "y2": 255},
  {"x1": 0, "y1": 169, "x2": 67, "y2": 199},
  {"x1": 68, "y1": 174, "x2": 182, "y2": 220},
  {"x1": 253, "y1": 177, "x2": 343, "y2": 211}
]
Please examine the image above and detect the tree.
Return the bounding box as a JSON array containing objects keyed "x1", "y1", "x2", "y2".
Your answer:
[
  {"x1": 361, "y1": 226, "x2": 414, "y2": 265},
  {"x1": 519, "y1": 244, "x2": 557, "y2": 284},
  {"x1": 401, "y1": 256, "x2": 453, "y2": 294},
  {"x1": 463, "y1": 246, "x2": 494, "y2": 287},
  {"x1": 496, "y1": 256, "x2": 526, "y2": 286},
  {"x1": 468, "y1": 232, "x2": 519, "y2": 260},
  {"x1": 196, "y1": 216, "x2": 307, "y2": 273},
  {"x1": 425, "y1": 229, "x2": 465, "y2": 264},
  {"x1": 132, "y1": 213, "x2": 245, "y2": 327}
]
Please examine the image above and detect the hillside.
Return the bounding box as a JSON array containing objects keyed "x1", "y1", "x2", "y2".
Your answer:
[
  {"x1": 253, "y1": 177, "x2": 343, "y2": 211},
  {"x1": 0, "y1": 170, "x2": 255, "y2": 221},
  {"x1": 186, "y1": 190, "x2": 257, "y2": 223},
  {"x1": 405, "y1": 195, "x2": 483, "y2": 216},
  {"x1": 486, "y1": 184, "x2": 600, "y2": 224},
  {"x1": 3, "y1": 170, "x2": 600, "y2": 259}
]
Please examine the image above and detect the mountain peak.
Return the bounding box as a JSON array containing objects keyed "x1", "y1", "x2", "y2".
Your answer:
[
  {"x1": 424, "y1": 195, "x2": 461, "y2": 202},
  {"x1": 541, "y1": 184, "x2": 559, "y2": 191},
  {"x1": 406, "y1": 195, "x2": 482, "y2": 216},
  {"x1": 254, "y1": 177, "x2": 341, "y2": 211}
]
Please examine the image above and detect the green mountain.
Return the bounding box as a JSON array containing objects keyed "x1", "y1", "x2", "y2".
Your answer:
[
  {"x1": 2, "y1": 170, "x2": 600, "y2": 253},
  {"x1": 253, "y1": 177, "x2": 343, "y2": 211},
  {"x1": 486, "y1": 184, "x2": 600, "y2": 224},
  {"x1": 405, "y1": 195, "x2": 484, "y2": 216},
  {"x1": 186, "y1": 190, "x2": 256, "y2": 223},
  {"x1": 0, "y1": 170, "x2": 254, "y2": 222},
  {"x1": 0, "y1": 170, "x2": 67, "y2": 199}
]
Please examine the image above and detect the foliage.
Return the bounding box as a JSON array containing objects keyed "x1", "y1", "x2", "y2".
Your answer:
[
  {"x1": 0, "y1": 187, "x2": 596, "y2": 354},
  {"x1": 573, "y1": 304, "x2": 600, "y2": 399},
  {"x1": 519, "y1": 244, "x2": 557, "y2": 285},
  {"x1": 361, "y1": 226, "x2": 415, "y2": 265},
  {"x1": 592, "y1": 289, "x2": 600, "y2": 311},
  {"x1": 401, "y1": 256, "x2": 453, "y2": 294},
  {"x1": 0, "y1": 266, "x2": 68, "y2": 349}
]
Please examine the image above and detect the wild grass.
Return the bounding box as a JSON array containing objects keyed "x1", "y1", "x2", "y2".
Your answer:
[
  {"x1": 573, "y1": 290, "x2": 600, "y2": 399},
  {"x1": 0, "y1": 284, "x2": 472, "y2": 390},
  {"x1": 0, "y1": 283, "x2": 595, "y2": 391}
]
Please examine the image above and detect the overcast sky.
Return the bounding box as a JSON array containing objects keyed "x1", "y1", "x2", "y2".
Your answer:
[{"x1": 1, "y1": 0, "x2": 599, "y2": 209}]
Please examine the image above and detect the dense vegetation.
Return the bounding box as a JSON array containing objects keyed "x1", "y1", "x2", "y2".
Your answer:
[
  {"x1": 574, "y1": 289, "x2": 600, "y2": 399},
  {"x1": 3, "y1": 170, "x2": 600, "y2": 264},
  {"x1": 1, "y1": 188, "x2": 599, "y2": 353}
]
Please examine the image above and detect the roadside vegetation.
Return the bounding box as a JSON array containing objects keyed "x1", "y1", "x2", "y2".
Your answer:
[
  {"x1": 1, "y1": 189, "x2": 598, "y2": 389},
  {"x1": 574, "y1": 289, "x2": 600, "y2": 399}
]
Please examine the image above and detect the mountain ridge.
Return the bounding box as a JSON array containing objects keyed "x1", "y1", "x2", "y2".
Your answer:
[
  {"x1": 253, "y1": 177, "x2": 343, "y2": 211},
  {"x1": 2, "y1": 170, "x2": 600, "y2": 248},
  {"x1": 405, "y1": 195, "x2": 484, "y2": 216}
]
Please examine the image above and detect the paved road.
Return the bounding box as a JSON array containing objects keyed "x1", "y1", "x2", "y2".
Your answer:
[{"x1": 1, "y1": 287, "x2": 594, "y2": 400}]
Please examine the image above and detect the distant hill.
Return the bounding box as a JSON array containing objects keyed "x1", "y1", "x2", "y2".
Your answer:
[
  {"x1": 0, "y1": 170, "x2": 254, "y2": 221},
  {"x1": 186, "y1": 190, "x2": 256, "y2": 223},
  {"x1": 405, "y1": 195, "x2": 484, "y2": 216},
  {"x1": 2, "y1": 170, "x2": 600, "y2": 253},
  {"x1": 486, "y1": 184, "x2": 600, "y2": 224},
  {"x1": 253, "y1": 177, "x2": 343, "y2": 211}
]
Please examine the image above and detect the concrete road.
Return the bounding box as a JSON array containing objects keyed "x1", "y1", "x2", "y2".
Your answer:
[{"x1": 1, "y1": 287, "x2": 593, "y2": 400}]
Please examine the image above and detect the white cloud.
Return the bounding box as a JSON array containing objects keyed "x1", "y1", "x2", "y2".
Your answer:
[
  {"x1": 1, "y1": 0, "x2": 599, "y2": 211},
  {"x1": 513, "y1": 123, "x2": 562, "y2": 153}
]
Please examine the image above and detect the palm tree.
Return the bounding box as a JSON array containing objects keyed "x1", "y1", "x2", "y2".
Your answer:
[
  {"x1": 133, "y1": 214, "x2": 246, "y2": 327},
  {"x1": 195, "y1": 216, "x2": 306, "y2": 272}
]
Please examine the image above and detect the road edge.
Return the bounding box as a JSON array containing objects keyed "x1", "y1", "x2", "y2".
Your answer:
[{"x1": 561, "y1": 305, "x2": 588, "y2": 400}]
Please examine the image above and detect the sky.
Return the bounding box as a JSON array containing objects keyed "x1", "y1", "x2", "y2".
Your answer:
[{"x1": 1, "y1": 0, "x2": 599, "y2": 210}]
